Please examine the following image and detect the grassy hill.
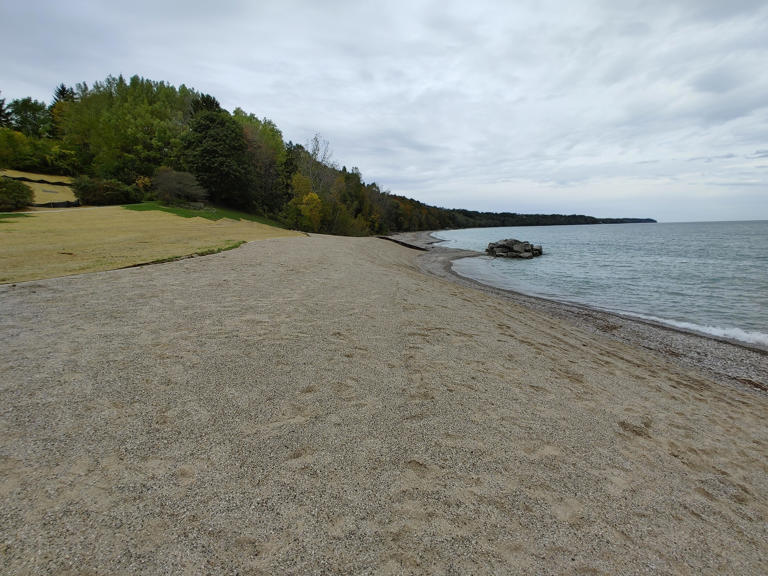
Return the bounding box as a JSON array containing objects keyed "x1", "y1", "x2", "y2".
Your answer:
[
  {"x1": 0, "y1": 204, "x2": 301, "y2": 283},
  {"x1": 0, "y1": 169, "x2": 77, "y2": 204}
]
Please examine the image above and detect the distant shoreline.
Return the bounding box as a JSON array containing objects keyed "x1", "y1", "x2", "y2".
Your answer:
[{"x1": 390, "y1": 230, "x2": 767, "y2": 394}]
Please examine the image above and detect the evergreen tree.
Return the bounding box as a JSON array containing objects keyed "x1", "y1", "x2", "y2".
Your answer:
[
  {"x1": 183, "y1": 110, "x2": 255, "y2": 209},
  {"x1": 50, "y1": 83, "x2": 76, "y2": 139},
  {"x1": 51, "y1": 83, "x2": 76, "y2": 106},
  {"x1": 0, "y1": 92, "x2": 11, "y2": 128}
]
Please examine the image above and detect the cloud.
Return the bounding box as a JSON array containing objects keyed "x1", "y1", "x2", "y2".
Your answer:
[{"x1": 1, "y1": 0, "x2": 767, "y2": 221}]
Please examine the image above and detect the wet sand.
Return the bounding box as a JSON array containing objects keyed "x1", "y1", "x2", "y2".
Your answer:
[{"x1": 1, "y1": 234, "x2": 767, "y2": 574}]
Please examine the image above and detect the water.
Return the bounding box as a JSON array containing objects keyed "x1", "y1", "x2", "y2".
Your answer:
[{"x1": 432, "y1": 221, "x2": 768, "y2": 349}]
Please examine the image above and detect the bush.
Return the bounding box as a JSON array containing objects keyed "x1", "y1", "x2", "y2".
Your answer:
[
  {"x1": 152, "y1": 167, "x2": 208, "y2": 206},
  {"x1": 72, "y1": 175, "x2": 142, "y2": 205},
  {"x1": 0, "y1": 177, "x2": 34, "y2": 211},
  {"x1": 0, "y1": 128, "x2": 79, "y2": 175}
]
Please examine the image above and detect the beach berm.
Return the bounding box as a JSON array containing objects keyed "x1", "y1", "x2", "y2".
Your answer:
[{"x1": 1, "y1": 234, "x2": 766, "y2": 574}]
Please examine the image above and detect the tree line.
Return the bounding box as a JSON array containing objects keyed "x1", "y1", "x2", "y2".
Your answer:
[{"x1": 0, "y1": 75, "x2": 654, "y2": 231}]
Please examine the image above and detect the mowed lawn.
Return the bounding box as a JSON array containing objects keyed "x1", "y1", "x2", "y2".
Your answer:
[
  {"x1": 0, "y1": 170, "x2": 77, "y2": 204},
  {"x1": 0, "y1": 205, "x2": 302, "y2": 283}
]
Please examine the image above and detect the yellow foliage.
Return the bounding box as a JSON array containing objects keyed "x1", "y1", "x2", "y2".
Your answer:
[
  {"x1": 135, "y1": 175, "x2": 152, "y2": 193},
  {"x1": 298, "y1": 191, "x2": 323, "y2": 232},
  {"x1": 291, "y1": 172, "x2": 312, "y2": 199}
]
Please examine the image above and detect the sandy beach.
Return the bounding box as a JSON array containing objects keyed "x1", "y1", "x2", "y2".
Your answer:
[{"x1": 1, "y1": 234, "x2": 767, "y2": 574}]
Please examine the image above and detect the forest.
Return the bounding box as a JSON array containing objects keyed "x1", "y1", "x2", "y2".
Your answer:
[{"x1": 0, "y1": 75, "x2": 654, "y2": 233}]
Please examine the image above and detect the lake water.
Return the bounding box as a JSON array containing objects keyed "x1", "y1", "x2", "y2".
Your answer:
[{"x1": 432, "y1": 221, "x2": 768, "y2": 349}]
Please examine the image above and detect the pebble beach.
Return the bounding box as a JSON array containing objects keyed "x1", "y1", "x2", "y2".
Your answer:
[{"x1": 1, "y1": 234, "x2": 767, "y2": 574}]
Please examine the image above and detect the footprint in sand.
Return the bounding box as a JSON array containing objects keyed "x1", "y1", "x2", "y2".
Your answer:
[{"x1": 552, "y1": 497, "x2": 584, "y2": 524}]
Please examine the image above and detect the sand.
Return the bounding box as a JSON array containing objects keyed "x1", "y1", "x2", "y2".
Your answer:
[{"x1": 1, "y1": 234, "x2": 767, "y2": 574}]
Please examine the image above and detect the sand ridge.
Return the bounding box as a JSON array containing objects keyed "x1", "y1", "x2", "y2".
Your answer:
[{"x1": 1, "y1": 234, "x2": 767, "y2": 574}]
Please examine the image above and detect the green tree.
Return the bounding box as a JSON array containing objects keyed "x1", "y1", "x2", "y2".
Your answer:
[
  {"x1": 62, "y1": 75, "x2": 196, "y2": 182},
  {"x1": 72, "y1": 175, "x2": 141, "y2": 205},
  {"x1": 152, "y1": 167, "x2": 207, "y2": 206},
  {"x1": 9, "y1": 97, "x2": 50, "y2": 138},
  {"x1": 0, "y1": 92, "x2": 11, "y2": 128},
  {"x1": 50, "y1": 84, "x2": 76, "y2": 139},
  {"x1": 183, "y1": 109, "x2": 254, "y2": 209},
  {"x1": 0, "y1": 177, "x2": 34, "y2": 210},
  {"x1": 51, "y1": 83, "x2": 76, "y2": 105},
  {"x1": 232, "y1": 108, "x2": 287, "y2": 214}
]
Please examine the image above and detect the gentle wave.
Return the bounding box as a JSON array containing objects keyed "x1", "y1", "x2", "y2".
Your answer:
[
  {"x1": 438, "y1": 222, "x2": 768, "y2": 350},
  {"x1": 623, "y1": 313, "x2": 768, "y2": 348},
  {"x1": 453, "y1": 258, "x2": 768, "y2": 348}
]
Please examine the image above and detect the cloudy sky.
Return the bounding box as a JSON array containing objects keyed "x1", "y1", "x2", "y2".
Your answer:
[{"x1": 2, "y1": 0, "x2": 768, "y2": 221}]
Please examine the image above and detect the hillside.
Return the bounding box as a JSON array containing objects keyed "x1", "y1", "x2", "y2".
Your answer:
[{"x1": 1, "y1": 75, "x2": 655, "y2": 233}]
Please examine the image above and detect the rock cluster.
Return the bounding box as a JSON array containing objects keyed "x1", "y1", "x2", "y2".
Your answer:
[{"x1": 486, "y1": 238, "x2": 543, "y2": 259}]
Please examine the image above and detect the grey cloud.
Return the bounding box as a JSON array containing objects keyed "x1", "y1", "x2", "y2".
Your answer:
[
  {"x1": 692, "y1": 67, "x2": 746, "y2": 94},
  {"x1": 687, "y1": 154, "x2": 738, "y2": 163},
  {"x1": 1, "y1": 0, "x2": 768, "y2": 221}
]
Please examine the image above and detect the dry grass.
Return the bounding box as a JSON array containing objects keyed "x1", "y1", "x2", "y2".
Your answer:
[
  {"x1": 0, "y1": 205, "x2": 301, "y2": 283},
  {"x1": 0, "y1": 170, "x2": 76, "y2": 204},
  {"x1": 0, "y1": 169, "x2": 73, "y2": 183},
  {"x1": 19, "y1": 180, "x2": 77, "y2": 204}
]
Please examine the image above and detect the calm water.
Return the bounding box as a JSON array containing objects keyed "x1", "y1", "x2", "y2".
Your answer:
[{"x1": 433, "y1": 221, "x2": 768, "y2": 348}]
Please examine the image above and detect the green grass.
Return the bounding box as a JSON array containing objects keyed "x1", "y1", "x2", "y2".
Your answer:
[
  {"x1": 123, "y1": 202, "x2": 286, "y2": 228},
  {"x1": 0, "y1": 213, "x2": 31, "y2": 222}
]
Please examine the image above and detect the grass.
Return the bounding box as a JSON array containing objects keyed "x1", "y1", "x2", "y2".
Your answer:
[
  {"x1": 123, "y1": 201, "x2": 286, "y2": 227},
  {"x1": 0, "y1": 213, "x2": 30, "y2": 223},
  {"x1": 1, "y1": 169, "x2": 76, "y2": 204},
  {"x1": 0, "y1": 169, "x2": 73, "y2": 184},
  {"x1": 0, "y1": 205, "x2": 301, "y2": 283},
  {"x1": 20, "y1": 180, "x2": 77, "y2": 204}
]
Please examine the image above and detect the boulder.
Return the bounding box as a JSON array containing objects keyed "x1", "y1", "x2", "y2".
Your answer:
[{"x1": 486, "y1": 238, "x2": 543, "y2": 259}]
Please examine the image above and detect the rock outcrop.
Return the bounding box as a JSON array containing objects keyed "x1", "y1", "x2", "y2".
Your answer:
[{"x1": 486, "y1": 238, "x2": 543, "y2": 259}]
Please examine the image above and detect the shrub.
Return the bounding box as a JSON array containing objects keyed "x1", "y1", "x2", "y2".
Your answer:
[
  {"x1": 0, "y1": 177, "x2": 34, "y2": 211},
  {"x1": 0, "y1": 128, "x2": 79, "y2": 175},
  {"x1": 152, "y1": 167, "x2": 208, "y2": 206},
  {"x1": 72, "y1": 175, "x2": 142, "y2": 205}
]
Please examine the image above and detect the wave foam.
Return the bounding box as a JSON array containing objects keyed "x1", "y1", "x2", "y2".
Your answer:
[{"x1": 628, "y1": 314, "x2": 768, "y2": 348}]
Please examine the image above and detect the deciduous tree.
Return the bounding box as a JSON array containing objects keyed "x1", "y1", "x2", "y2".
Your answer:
[{"x1": 9, "y1": 97, "x2": 50, "y2": 138}]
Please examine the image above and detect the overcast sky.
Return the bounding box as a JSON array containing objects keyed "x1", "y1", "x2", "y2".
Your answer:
[{"x1": 2, "y1": 0, "x2": 768, "y2": 221}]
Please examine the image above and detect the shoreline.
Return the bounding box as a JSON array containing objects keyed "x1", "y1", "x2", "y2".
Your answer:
[
  {"x1": 390, "y1": 230, "x2": 767, "y2": 394},
  {"x1": 3, "y1": 233, "x2": 768, "y2": 573}
]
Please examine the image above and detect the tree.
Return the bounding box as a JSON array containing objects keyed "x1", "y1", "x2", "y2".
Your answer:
[
  {"x1": 152, "y1": 167, "x2": 207, "y2": 206},
  {"x1": 232, "y1": 108, "x2": 287, "y2": 214},
  {"x1": 50, "y1": 84, "x2": 76, "y2": 139},
  {"x1": 0, "y1": 92, "x2": 11, "y2": 128},
  {"x1": 72, "y1": 175, "x2": 141, "y2": 205},
  {"x1": 9, "y1": 97, "x2": 50, "y2": 138},
  {"x1": 61, "y1": 75, "x2": 196, "y2": 181},
  {"x1": 298, "y1": 191, "x2": 323, "y2": 232},
  {"x1": 183, "y1": 110, "x2": 254, "y2": 209},
  {"x1": 0, "y1": 178, "x2": 34, "y2": 210},
  {"x1": 298, "y1": 133, "x2": 337, "y2": 194},
  {"x1": 51, "y1": 84, "x2": 76, "y2": 106},
  {"x1": 192, "y1": 93, "x2": 221, "y2": 114}
]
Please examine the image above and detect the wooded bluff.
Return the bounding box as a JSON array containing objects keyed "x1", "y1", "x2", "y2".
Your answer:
[{"x1": 0, "y1": 75, "x2": 655, "y2": 233}]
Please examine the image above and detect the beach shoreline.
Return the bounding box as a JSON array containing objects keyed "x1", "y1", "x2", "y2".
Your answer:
[
  {"x1": 2, "y1": 233, "x2": 767, "y2": 573},
  {"x1": 389, "y1": 230, "x2": 767, "y2": 393}
]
